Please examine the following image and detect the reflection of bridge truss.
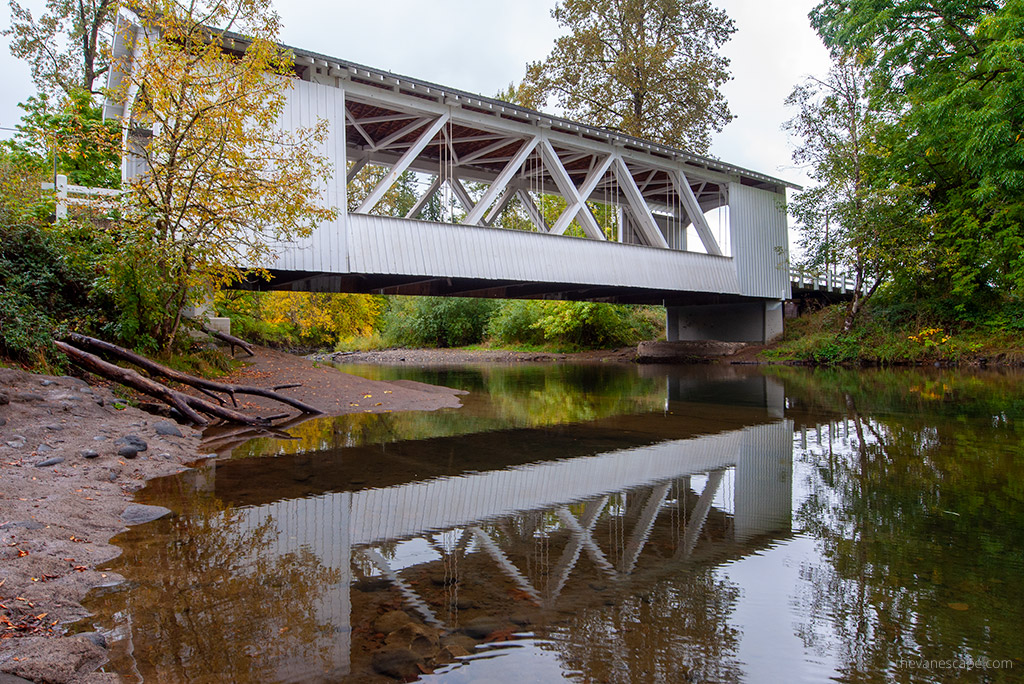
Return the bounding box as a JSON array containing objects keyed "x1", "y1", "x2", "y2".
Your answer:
[{"x1": 356, "y1": 471, "x2": 729, "y2": 628}]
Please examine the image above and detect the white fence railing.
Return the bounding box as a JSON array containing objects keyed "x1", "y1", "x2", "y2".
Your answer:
[
  {"x1": 789, "y1": 266, "x2": 871, "y2": 295},
  {"x1": 41, "y1": 174, "x2": 122, "y2": 219}
]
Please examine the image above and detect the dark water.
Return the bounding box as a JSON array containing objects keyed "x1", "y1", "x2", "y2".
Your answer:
[{"x1": 79, "y1": 364, "x2": 1024, "y2": 683}]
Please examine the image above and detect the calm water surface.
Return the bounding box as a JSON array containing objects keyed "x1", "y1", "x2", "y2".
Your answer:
[{"x1": 80, "y1": 364, "x2": 1024, "y2": 683}]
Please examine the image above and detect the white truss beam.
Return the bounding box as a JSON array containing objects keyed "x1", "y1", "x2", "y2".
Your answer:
[
  {"x1": 449, "y1": 175, "x2": 476, "y2": 213},
  {"x1": 463, "y1": 137, "x2": 540, "y2": 225},
  {"x1": 515, "y1": 188, "x2": 549, "y2": 232},
  {"x1": 671, "y1": 170, "x2": 723, "y2": 256},
  {"x1": 459, "y1": 137, "x2": 518, "y2": 165},
  {"x1": 345, "y1": 107, "x2": 375, "y2": 147},
  {"x1": 345, "y1": 156, "x2": 368, "y2": 184},
  {"x1": 405, "y1": 176, "x2": 440, "y2": 219},
  {"x1": 356, "y1": 112, "x2": 450, "y2": 214},
  {"x1": 541, "y1": 140, "x2": 606, "y2": 240},
  {"x1": 361, "y1": 548, "x2": 444, "y2": 627},
  {"x1": 372, "y1": 116, "x2": 430, "y2": 152},
  {"x1": 612, "y1": 156, "x2": 670, "y2": 249},
  {"x1": 548, "y1": 154, "x2": 614, "y2": 236},
  {"x1": 482, "y1": 186, "x2": 516, "y2": 226}
]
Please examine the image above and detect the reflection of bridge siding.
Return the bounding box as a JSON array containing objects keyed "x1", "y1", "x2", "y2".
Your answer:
[
  {"x1": 203, "y1": 420, "x2": 793, "y2": 677},
  {"x1": 234, "y1": 421, "x2": 791, "y2": 561}
]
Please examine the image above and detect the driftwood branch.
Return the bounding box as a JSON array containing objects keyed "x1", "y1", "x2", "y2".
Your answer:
[
  {"x1": 203, "y1": 326, "x2": 255, "y2": 357},
  {"x1": 66, "y1": 333, "x2": 324, "y2": 417},
  {"x1": 53, "y1": 341, "x2": 273, "y2": 427}
]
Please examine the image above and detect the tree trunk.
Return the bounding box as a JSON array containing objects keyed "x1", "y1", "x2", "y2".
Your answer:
[
  {"x1": 65, "y1": 333, "x2": 323, "y2": 416},
  {"x1": 53, "y1": 341, "x2": 278, "y2": 426}
]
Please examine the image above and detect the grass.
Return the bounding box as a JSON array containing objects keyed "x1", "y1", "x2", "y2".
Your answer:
[{"x1": 763, "y1": 304, "x2": 1024, "y2": 366}]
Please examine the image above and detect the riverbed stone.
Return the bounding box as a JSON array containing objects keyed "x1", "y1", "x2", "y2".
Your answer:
[
  {"x1": 371, "y1": 649, "x2": 424, "y2": 680},
  {"x1": 154, "y1": 421, "x2": 183, "y2": 437},
  {"x1": 36, "y1": 444, "x2": 53, "y2": 453},
  {"x1": 122, "y1": 504, "x2": 171, "y2": 526},
  {"x1": 461, "y1": 616, "x2": 508, "y2": 639},
  {"x1": 14, "y1": 393, "x2": 44, "y2": 402},
  {"x1": 385, "y1": 623, "x2": 440, "y2": 658},
  {"x1": 80, "y1": 449, "x2": 100, "y2": 459},
  {"x1": 114, "y1": 435, "x2": 148, "y2": 452},
  {"x1": 373, "y1": 610, "x2": 415, "y2": 635},
  {"x1": 117, "y1": 445, "x2": 140, "y2": 459},
  {"x1": 35, "y1": 456, "x2": 65, "y2": 468}
]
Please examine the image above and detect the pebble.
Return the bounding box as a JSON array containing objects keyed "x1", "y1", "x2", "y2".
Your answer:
[
  {"x1": 15, "y1": 393, "x2": 44, "y2": 402},
  {"x1": 37, "y1": 444, "x2": 54, "y2": 453},
  {"x1": 6, "y1": 436, "x2": 26, "y2": 448},
  {"x1": 0, "y1": 391, "x2": 8, "y2": 405},
  {"x1": 115, "y1": 435, "x2": 148, "y2": 452},
  {"x1": 81, "y1": 449, "x2": 100, "y2": 459},
  {"x1": 118, "y1": 445, "x2": 140, "y2": 459},
  {"x1": 154, "y1": 421, "x2": 183, "y2": 437},
  {"x1": 122, "y1": 504, "x2": 172, "y2": 525},
  {"x1": 93, "y1": 435, "x2": 108, "y2": 441},
  {"x1": 0, "y1": 417, "x2": 6, "y2": 427},
  {"x1": 40, "y1": 379, "x2": 56, "y2": 387},
  {"x1": 35, "y1": 456, "x2": 65, "y2": 467},
  {"x1": 0, "y1": 520, "x2": 45, "y2": 530}
]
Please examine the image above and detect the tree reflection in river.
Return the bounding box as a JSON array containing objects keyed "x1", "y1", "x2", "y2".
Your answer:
[
  {"x1": 783, "y1": 367, "x2": 1024, "y2": 681},
  {"x1": 93, "y1": 474, "x2": 343, "y2": 682}
]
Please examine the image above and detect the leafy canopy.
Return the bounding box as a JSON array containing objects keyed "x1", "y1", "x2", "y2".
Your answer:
[
  {"x1": 524, "y1": 0, "x2": 735, "y2": 153},
  {"x1": 2, "y1": 0, "x2": 117, "y2": 94}
]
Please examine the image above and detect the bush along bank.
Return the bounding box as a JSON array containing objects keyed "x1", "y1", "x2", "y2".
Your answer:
[{"x1": 762, "y1": 304, "x2": 1024, "y2": 367}]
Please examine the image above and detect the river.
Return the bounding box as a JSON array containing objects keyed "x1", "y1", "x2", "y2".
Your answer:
[{"x1": 78, "y1": 363, "x2": 1024, "y2": 682}]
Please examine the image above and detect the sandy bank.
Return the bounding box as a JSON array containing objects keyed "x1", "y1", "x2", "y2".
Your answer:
[{"x1": 0, "y1": 347, "x2": 464, "y2": 683}]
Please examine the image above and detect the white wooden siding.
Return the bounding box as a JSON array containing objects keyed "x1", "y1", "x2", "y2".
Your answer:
[
  {"x1": 346, "y1": 214, "x2": 742, "y2": 295},
  {"x1": 729, "y1": 183, "x2": 792, "y2": 299}
]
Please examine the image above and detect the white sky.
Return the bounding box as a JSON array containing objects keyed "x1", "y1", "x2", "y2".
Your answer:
[{"x1": 1, "y1": 0, "x2": 830, "y2": 187}]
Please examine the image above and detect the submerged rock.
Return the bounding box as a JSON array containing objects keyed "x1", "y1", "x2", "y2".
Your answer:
[
  {"x1": 373, "y1": 610, "x2": 415, "y2": 635},
  {"x1": 371, "y1": 649, "x2": 424, "y2": 680}
]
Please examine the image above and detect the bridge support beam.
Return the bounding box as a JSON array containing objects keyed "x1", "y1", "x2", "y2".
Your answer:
[{"x1": 666, "y1": 300, "x2": 784, "y2": 344}]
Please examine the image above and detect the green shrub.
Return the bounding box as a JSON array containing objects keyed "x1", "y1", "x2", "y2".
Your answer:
[
  {"x1": 487, "y1": 300, "x2": 662, "y2": 350},
  {"x1": 380, "y1": 297, "x2": 498, "y2": 348},
  {"x1": 0, "y1": 219, "x2": 112, "y2": 365}
]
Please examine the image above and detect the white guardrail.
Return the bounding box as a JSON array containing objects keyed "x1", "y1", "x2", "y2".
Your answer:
[
  {"x1": 789, "y1": 266, "x2": 870, "y2": 295},
  {"x1": 41, "y1": 174, "x2": 122, "y2": 220}
]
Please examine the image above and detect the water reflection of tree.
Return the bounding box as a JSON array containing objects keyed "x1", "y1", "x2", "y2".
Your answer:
[
  {"x1": 549, "y1": 571, "x2": 743, "y2": 683},
  {"x1": 227, "y1": 365, "x2": 663, "y2": 459},
  {"x1": 793, "y1": 401, "x2": 1024, "y2": 681},
  {"x1": 89, "y1": 483, "x2": 342, "y2": 682}
]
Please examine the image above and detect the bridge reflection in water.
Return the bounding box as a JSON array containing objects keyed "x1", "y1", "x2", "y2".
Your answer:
[{"x1": 95, "y1": 373, "x2": 795, "y2": 682}]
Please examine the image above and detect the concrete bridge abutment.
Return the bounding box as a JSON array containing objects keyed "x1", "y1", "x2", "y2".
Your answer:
[{"x1": 666, "y1": 300, "x2": 784, "y2": 344}]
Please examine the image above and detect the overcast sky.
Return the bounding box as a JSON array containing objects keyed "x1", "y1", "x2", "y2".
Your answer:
[{"x1": 0, "y1": 0, "x2": 831, "y2": 186}]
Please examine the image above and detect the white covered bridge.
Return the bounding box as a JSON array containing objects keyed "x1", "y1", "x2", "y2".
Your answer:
[{"x1": 108, "y1": 16, "x2": 797, "y2": 342}]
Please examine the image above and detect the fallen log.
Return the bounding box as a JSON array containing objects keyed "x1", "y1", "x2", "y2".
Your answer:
[
  {"x1": 66, "y1": 333, "x2": 323, "y2": 416},
  {"x1": 202, "y1": 325, "x2": 255, "y2": 357},
  {"x1": 53, "y1": 341, "x2": 274, "y2": 427}
]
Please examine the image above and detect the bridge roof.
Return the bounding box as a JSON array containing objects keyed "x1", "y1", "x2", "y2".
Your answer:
[{"x1": 283, "y1": 43, "x2": 801, "y2": 192}]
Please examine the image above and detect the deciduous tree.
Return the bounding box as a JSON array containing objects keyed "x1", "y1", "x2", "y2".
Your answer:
[
  {"x1": 3, "y1": 0, "x2": 117, "y2": 95},
  {"x1": 809, "y1": 0, "x2": 1024, "y2": 316},
  {"x1": 104, "y1": 0, "x2": 336, "y2": 350},
  {"x1": 785, "y1": 53, "x2": 920, "y2": 331},
  {"x1": 524, "y1": 0, "x2": 735, "y2": 153}
]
